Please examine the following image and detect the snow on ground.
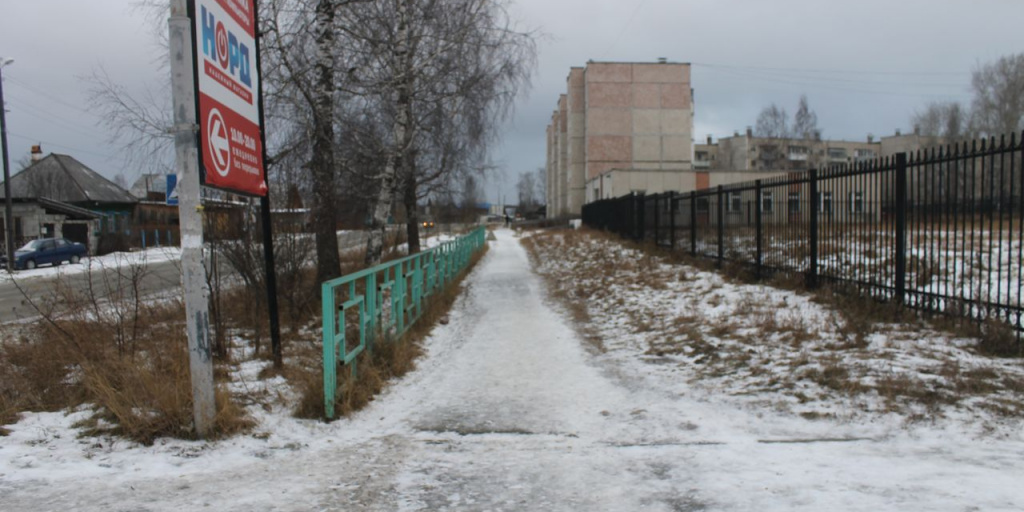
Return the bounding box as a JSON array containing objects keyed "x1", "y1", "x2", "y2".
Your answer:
[
  {"x1": 2, "y1": 229, "x2": 1024, "y2": 511},
  {"x1": 0, "y1": 226, "x2": 461, "y2": 285},
  {"x1": 524, "y1": 229, "x2": 1024, "y2": 433},
  {"x1": 0, "y1": 246, "x2": 182, "y2": 282}
]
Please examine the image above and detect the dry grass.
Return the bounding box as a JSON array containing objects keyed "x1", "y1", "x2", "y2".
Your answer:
[
  {"x1": 523, "y1": 226, "x2": 1024, "y2": 427},
  {"x1": 0, "y1": 229, "x2": 481, "y2": 441},
  {"x1": 0, "y1": 301, "x2": 253, "y2": 444}
]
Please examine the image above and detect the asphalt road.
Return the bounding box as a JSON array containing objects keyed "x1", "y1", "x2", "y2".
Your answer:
[
  {"x1": 0, "y1": 225, "x2": 446, "y2": 324},
  {"x1": 0, "y1": 259, "x2": 186, "y2": 323}
]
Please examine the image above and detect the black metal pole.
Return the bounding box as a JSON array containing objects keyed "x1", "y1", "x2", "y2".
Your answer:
[
  {"x1": 0, "y1": 60, "x2": 15, "y2": 273},
  {"x1": 755, "y1": 180, "x2": 763, "y2": 279},
  {"x1": 253, "y1": 0, "x2": 283, "y2": 367},
  {"x1": 689, "y1": 190, "x2": 697, "y2": 256},
  {"x1": 716, "y1": 185, "x2": 724, "y2": 267},
  {"x1": 653, "y1": 194, "x2": 659, "y2": 245},
  {"x1": 636, "y1": 193, "x2": 645, "y2": 242},
  {"x1": 894, "y1": 153, "x2": 908, "y2": 304},
  {"x1": 669, "y1": 192, "x2": 676, "y2": 250},
  {"x1": 808, "y1": 169, "x2": 819, "y2": 289}
]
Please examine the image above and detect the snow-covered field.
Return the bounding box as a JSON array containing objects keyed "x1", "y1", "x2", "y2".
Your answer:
[
  {"x1": 2, "y1": 228, "x2": 1023, "y2": 511},
  {"x1": 688, "y1": 227, "x2": 1023, "y2": 319}
]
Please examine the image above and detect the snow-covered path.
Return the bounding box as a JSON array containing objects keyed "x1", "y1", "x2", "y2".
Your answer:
[{"x1": 3, "y1": 229, "x2": 1024, "y2": 511}]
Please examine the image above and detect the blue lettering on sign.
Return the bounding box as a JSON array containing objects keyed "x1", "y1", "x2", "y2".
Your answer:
[
  {"x1": 200, "y1": 5, "x2": 252, "y2": 88},
  {"x1": 201, "y1": 6, "x2": 217, "y2": 59}
]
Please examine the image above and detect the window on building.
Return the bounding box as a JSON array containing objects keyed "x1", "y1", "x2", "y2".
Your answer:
[
  {"x1": 788, "y1": 192, "x2": 801, "y2": 213},
  {"x1": 854, "y1": 149, "x2": 876, "y2": 160},
  {"x1": 761, "y1": 191, "x2": 773, "y2": 213},
  {"x1": 828, "y1": 148, "x2": 847, "y2": 160},
  {"x1": 788, "y1": 145, "x2": 809, "y2": 160},
  {"x1": 695, "y1": 151, "x2": 709, "y2": 161},
  {"x1": 820, "y1": 191, "x2": 833, "y2": 213},
  {"x1": 849, "y1": 191, "x2": 865, "y2": 213},
  {"x1": 728, "y1": 191, "x2": 742, "y2": 213}
]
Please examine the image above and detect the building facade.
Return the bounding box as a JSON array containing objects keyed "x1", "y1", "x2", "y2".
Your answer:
[
  {"x1": 545, "y1": 61, "x2": 695, "y2": 218},
  {"x1": 545, "y1": 61, "x2": 952, "y2": 217}
]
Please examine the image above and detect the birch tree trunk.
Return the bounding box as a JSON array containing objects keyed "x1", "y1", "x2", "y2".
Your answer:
[
  {"x1": 365, "y1": 0, "x2": 413, "y2": 265},
  {"x1": 404, "y1": 164, "x2": 421, "y2": 254},
  {"x1": 312, "y1": 0, "x2": 342, "y2": 282}
]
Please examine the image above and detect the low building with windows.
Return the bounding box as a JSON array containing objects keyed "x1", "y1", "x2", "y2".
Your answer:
[
  {"x1": 698, "y1": 128, "x2": 882, "y2": 173},
  {"x1": 0, "y1": 152, "x2": 137, "y2": 253},
  {"x1": 0, "y1": 197, "x2": 101, "y2": 252}
]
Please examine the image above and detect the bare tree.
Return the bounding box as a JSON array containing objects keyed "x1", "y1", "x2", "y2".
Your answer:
[
  {"x1": 333, "y1": 0, "x2": 535, "y2": 262},
  {"x1": 753, "y1": 95, "x2": 822, "y2": 170},
  {"x1": 970, "y1": 53, "x2": 1024, "y2": 138},
  {"x1": 516, "y1": 171, "x2": 536, "y2": 211},
  {"x1": 114, "y1": 173, "x2": 129, "y2": 190},
  {"x1": 461, "y1": 174, "x2": 482, "y2": 212},
  {"x1": 754, "y1": 104, "x2": 790, "y2": 139},
  {"x1": 792, "y1": 94, "x2": 819, "y2": 140},
  {"x1": 15, "y1": 154, "x2": 32, "y2": 172},
  {"x1": 911, "y1": 101, "x2": 969, "y2": 141},
  {"x1": 86, "y1": 67, "x2": 175, "y2": 175},
  {"x1": 532, "y1": 167, "x2": 545, "y2": 207}
]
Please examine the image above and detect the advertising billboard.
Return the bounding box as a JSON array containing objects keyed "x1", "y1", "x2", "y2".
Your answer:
[{"x1": 190, "y1": 0, "x2": 267, "y2": 196}]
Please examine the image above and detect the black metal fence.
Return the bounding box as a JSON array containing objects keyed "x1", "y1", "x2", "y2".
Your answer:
[{"x1": 582, "y1": 133, "x2": 1024, "y2": 333}]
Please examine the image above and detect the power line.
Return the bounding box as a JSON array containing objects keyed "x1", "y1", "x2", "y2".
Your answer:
[
  {"x1": 692, "y1": 62, "x2": 970, "y2": 77},
  {"x1": 601, "y1": 0, "x2": 652, "y2": 59},
  {"x1": 8, "y1": 99, "x2": 104, "y2": 140},
  {"x1": 702, "y1": 65, "x2": 970, "y2": 100},
  {"x1": 7, "y1": 132, "x2": 118, "y2": 160},
  {"x1": 4, "y1": 76, "x2": 101, "y2": 119},
  {"x1": 698, "y1": 64, "x2": 967, "y2": 88}
]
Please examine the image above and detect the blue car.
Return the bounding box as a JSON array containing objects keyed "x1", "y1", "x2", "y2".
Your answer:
[{"x1": 2, "y1": 238, "x2": 88, "y2": 270}]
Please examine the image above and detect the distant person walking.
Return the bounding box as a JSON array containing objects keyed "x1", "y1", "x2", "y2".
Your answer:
[{"x1": 504, "y1": 214, "x2": 511, "y2": 227}]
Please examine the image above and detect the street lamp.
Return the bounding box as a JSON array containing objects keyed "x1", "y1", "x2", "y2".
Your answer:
[{"x1": 0, "y1": 58, "x2": 14, "y2": 273}]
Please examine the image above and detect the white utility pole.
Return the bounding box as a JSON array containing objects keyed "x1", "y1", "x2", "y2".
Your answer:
[{"x1": 169, "y1": 0, "x2": 215, "y2": 437}]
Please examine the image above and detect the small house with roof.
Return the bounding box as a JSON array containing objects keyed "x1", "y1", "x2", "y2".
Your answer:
[{"x1": 0, "y1": 152, "x2": 137, "y2": 253}]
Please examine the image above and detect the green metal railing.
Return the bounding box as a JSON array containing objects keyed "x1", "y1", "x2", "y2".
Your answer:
[{"x1": 321, "y1": 227, "x2": 487, "y2": 418}]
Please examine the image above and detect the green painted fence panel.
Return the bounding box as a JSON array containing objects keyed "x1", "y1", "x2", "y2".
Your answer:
[{"x1": 321, "y1": 227, "x2": 487, "y2": 419}]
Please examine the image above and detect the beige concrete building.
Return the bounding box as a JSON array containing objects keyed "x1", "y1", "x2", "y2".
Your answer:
[
  {"x1": 544, "y1": 61, "x2": 950, "y2": 217},
  {"x1": 545, "y1": 61, "x2": 695, "y2": 217},
  {"x1": 702, "y1": 128, "x2": 882, "y2": 173},
  {"x1": 696, "y1": 128, "x2": 946, "y2": 174}
]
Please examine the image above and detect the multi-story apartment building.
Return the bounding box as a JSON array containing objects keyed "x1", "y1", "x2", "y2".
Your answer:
[
  {"x1": 697, "y1": 128, "x2": 882, "y2": 173},
  {"x1": 545, "y1": 60, "x2": 695, "y2": 218},
  {"x1": 694, "y1": 128, "x2": 943, "y2": 174},
  {"x1": 544, "y1": 61, "x2": 950, "y2": 217}
]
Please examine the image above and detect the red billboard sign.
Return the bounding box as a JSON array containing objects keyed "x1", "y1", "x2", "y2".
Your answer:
[{"x1": 190, "y1": 0, "x2": 266, "y2": 196}]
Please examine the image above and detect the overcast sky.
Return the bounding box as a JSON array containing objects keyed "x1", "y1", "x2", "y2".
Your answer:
[{"x1": 1, "y1": 0, "x2": 1022, "y2": 204}]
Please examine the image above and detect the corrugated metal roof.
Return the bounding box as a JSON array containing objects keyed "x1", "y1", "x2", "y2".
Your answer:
[{"x1": 0, "y1": 154, "x2": 137, "y2": 205}]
